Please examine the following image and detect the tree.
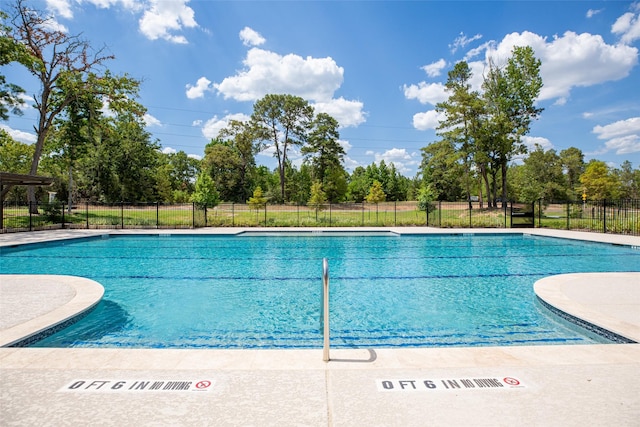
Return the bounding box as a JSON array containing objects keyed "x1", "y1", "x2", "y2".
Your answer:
[
  {"x1": 250, "y1": 94, "x2": 314, "y2": 202},
  {"x1": 511, "y1": 145, "x2": 565, "y2": 203},
  {"x1": 248, "y1": 186, "x2": 267, "y2": 211},
  {"x1": 483, "y1": 46, "x2": 543, "y2": 207},
  {"x1": 580, "y1": 160, "x2": 620, "y2": 201},
  {"x1": 302, "y1": 112, "x2": 344, "y2": 180},
  {"x1": 307, "y1": 181, "x2": 327, "y2": 221},
  {"x1": 614, "y1": 161, "x2": 639, "y2": 199},
  {"x1": 217, "y1": 119, "x2": 259, "y2": 202},
  {"x1": 417, "y1": 183, "x2": 437, "y2": 214},
  {"x1": 366, "y1": 180, "x2": 386, "y2": 222},
  {"x1": 5, "y1": 0, "x2": 115, "y2": 210},
  {"x1": 436, "y1": 61, "x2": 485, "y2": 207},
  {"x1": 191, "y1": 172, "x2": 219, "y2": 209},
  {"x1": 346, "y1": 166, "x2": 369, "y2": 202},
  {"x1": 559, "y1": 147, "x2": 585, "y2": 200},
  {"x1": 419, "y1": 138, "x2": 464, "y2": 201},
  {"x1": 1, "y1": 10, "x2": 35, "y2": 120}
]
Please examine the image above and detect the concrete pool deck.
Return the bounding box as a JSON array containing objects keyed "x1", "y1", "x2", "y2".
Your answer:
[{"x1": 1, "y1": 228, "x2": 639, "y2": 426}]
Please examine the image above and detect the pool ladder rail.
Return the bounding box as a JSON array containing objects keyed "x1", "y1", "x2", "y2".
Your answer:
[{"x1": 322, "y1": 258, "x2": 330, "y2": 362}]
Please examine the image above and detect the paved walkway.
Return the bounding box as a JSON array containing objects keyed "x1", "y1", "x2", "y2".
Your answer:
[{"x1": 1, "y1": 228, "x2": 639, "y2": 426}]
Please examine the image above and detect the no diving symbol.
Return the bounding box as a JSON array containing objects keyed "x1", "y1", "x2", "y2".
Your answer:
[
  {"x1": 195, "y1": 380, "x2": 211, "y2": 390},
  {"x1": 503, "y1": 377, "x2": 520, "y2": 386}
]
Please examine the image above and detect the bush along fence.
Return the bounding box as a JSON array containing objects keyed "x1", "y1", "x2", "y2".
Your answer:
[{"x1": 1, "y1": 199, "x2": 638, "y2": 236}]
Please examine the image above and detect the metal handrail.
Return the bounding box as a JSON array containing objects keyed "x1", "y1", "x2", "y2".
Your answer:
[{"x1": 322, "y1": 258, "x2": 330, "y2": 362}]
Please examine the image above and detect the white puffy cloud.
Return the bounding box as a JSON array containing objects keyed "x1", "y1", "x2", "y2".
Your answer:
[
  {"x1": 46, "y1": 0, "x2": 74, "y2": 19},
  {"x1": 421, "y1": 59, "x2": 447, "y2": 77},
  {"x1": 214, "y1": 48, "x2": 344, "y2": 102},
  {"x1": 313, "y1": 98, "x2": 367, "y2": 128},
  {"x1": 612, "y1": 9, "x2": 640, "y2": 44},
  {"x1": 402, "y1": 82, "x2": 447, "y2": 106},
  {"x1": 522, "y1": 135, "x2": 553, "y2": 151},
  {"x1": 482, "y1": 31, "x2": 638, "y2": 104},
  {"x1": 0, "y1": 124, "x2": 37, "y2": 144},
  {"x1": 200, "y1": 113, "x2": 251, "y2": 139},
  {"x1": 143, "y1": 113, "x2": 162, "y2": 127},
  {"x1": 185, "y1": 77, "x2": 213, "y2": 99},
  {"x1": 213, "y1": 46, "x2": 366, "y2": 128},
  {"x1": 370, "y1": 148, "x2": 419, "y2": 175},
  {"x1": 162, "y1": 146, "x2": 177, "y2": 154},
  {"x1": 239, "y1": 27, "x2": 266, "y2": 47},
  {"x1": 138, "y1": 0, "x2": 198, "y2": 44},
  {"x1": 593, "y1": 117, "x2": 640, "y2": 154},
  {"x1": 412, "y1": 110, "x2": 445, "y2": 131}
]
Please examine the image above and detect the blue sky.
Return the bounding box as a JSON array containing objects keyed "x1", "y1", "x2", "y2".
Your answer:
[{"x1": 3, "y1": 0, "x2": 640, "y2": 177}]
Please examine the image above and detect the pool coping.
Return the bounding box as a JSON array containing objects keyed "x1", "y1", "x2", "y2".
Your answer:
[{"x1": 0, "y1": 275, "x2": 104, "y2": 347}]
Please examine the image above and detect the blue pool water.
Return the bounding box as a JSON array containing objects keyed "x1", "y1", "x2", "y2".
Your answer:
[{"x1": 1, "y1": 233, "x2": 638, "y2": 348}]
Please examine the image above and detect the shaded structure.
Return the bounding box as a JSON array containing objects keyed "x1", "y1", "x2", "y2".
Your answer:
[{"x1": 1, "y1": 172, "x2": 54, "y2": 230}]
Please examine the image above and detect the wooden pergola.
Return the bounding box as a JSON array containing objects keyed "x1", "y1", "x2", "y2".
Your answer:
[{"x1": 0, "y1": 172, "x2": 55, "y2": 230}]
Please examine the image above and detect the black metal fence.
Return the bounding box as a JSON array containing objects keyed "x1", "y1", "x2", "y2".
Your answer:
[{"x1": 1, "y1": 199, "x2": 638, "y2": 236}]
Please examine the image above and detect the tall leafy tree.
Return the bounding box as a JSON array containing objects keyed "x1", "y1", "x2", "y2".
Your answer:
[
  {"x1": 614, "y1": 161, "x2": 639, "y2": 199},
  {"x1": 250, "y1": 94, "x2": 314, "y2": 202},
  {"x1": 419, "y1": 138, "x2": 465, "y2": 201},
  {"x1": 560, "y1": 147, "x2": 585, "y2": 200},
  {"x1": 5, "y1": 0, "x2": 115, "y2": 209},
  {"x1": 302, "y1": 113, "x2": 343, "y2": 181},
  {"x1": 217, "y1": 119, "x2": 259, "y2": 202},
  {"x1": 483, "y1": 46, "x2": 543, "y2": 206},
  {"x1": 436, "y1": 61, "x2": 485, "y2": 207},
  {"x1": 580, "y1": 160, "x2": 620, "y2": 201}
]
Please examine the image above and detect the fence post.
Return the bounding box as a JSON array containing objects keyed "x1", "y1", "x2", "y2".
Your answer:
[
  {"x1": 469, "y1": 203, "x2": 472, "y2": 228},
  {"x1": 297, "y1": 203, "x2": 300, "y2": 226},
  {"x1": 156, "y1": 202, "x2": 159, "y2": 228},
  {"x1": 394, "y1": 201, "x2": 397, "y2": 226},
  {"x1": 232, "y1": 203, "x2": 235, "y2": 227},
  {"x1": 86, "y1": 202, "x2": 89, "y2": 229},
  {"x1": 120, "y1": 202, "x2": 124, "y2": 229},
  {"x1": 603, "y1": 199, "x2": 607, "y2": 233},
  {"x1": 29, "y1": 202, "x2": 33, "y2": 231},
  {"x1": 329, "y1": 203, "x2": 332, "y2": 226},
  {"x1": 264, "y1": 204, "x2": 267, "y2": 226},
  {"x1": 62, "y1": 203, "x2": 66, "y2": 229},
  {"x1": 361, "y1": 203, "x2": 364, "y2": 226},
  {"x1": 438, "y1": 201, "x2": 442, "y2": 227}
]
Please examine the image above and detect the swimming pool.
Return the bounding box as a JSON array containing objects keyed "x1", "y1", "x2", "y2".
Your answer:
[{"x1": 1, "y1": 232, "x2": 638, "y2": 348}]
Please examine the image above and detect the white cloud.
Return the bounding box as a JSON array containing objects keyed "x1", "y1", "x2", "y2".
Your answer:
[
  {"x1": 214, "y1": 47, "x2": 344, "y2": 102},
  {"x1": 593, "y1": 117, "x2": 640, "y2": 154},
  {"x1": 313, "y1": 98, "x2": 367, "y2": 128},
  {"x1": 143, "y1": 113, "x2": 162, "y2": 127},
  {"x1": 0, "y1": 124, "x2": 37, "y2": 144},
  {"x1": 586, "y1": 9, "x2": 603, "y2": 19},
  {"x1": 185, "y1": 77, "x2": 213, "y2": 99},
  {"x1": 403, "y1": 82, "x2": 447, "y2": 106},
  {"x1": 522, "y1": 135, "x2": 553, "y2": 151},
  {"x1": 138, "y1": 0, "x2": 198, "y2": 44},
  {"x1": 370, "y1": 148, "x2": 419, "y2": 175},
  {"x1": 482, "y1": 31, "x2": 638, "y2": 103},
  {"x1": 338, "y1": 139, "x2": 352, "y2": 152},
  {"x1": 449, "y1": 32, "x2": 483, "y2": 54},
  {"x1": 412, "y1": 110, "x2": 445, "y2": 131},
  {"x1": 239, "y1": 27, "x2": 266, "y2": 47},
  {"x1": 200, "y1": 113, "x2": 250, "y2": 139},
  {"x1": 421, "y1": 59, "x2": 447, "y2": 78},
  {"x1": 612, "y1": 8, "x2": 640, "y2": 44},
  {"x1": 46, "y1": 0, "x2": 74, "y2": 19},
  {"x1": 162, "y1": 146, "x2": 177, "y2": 154},
  {"x1": 188, "y1": 153, "x2": 202, "y2": 160}
]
